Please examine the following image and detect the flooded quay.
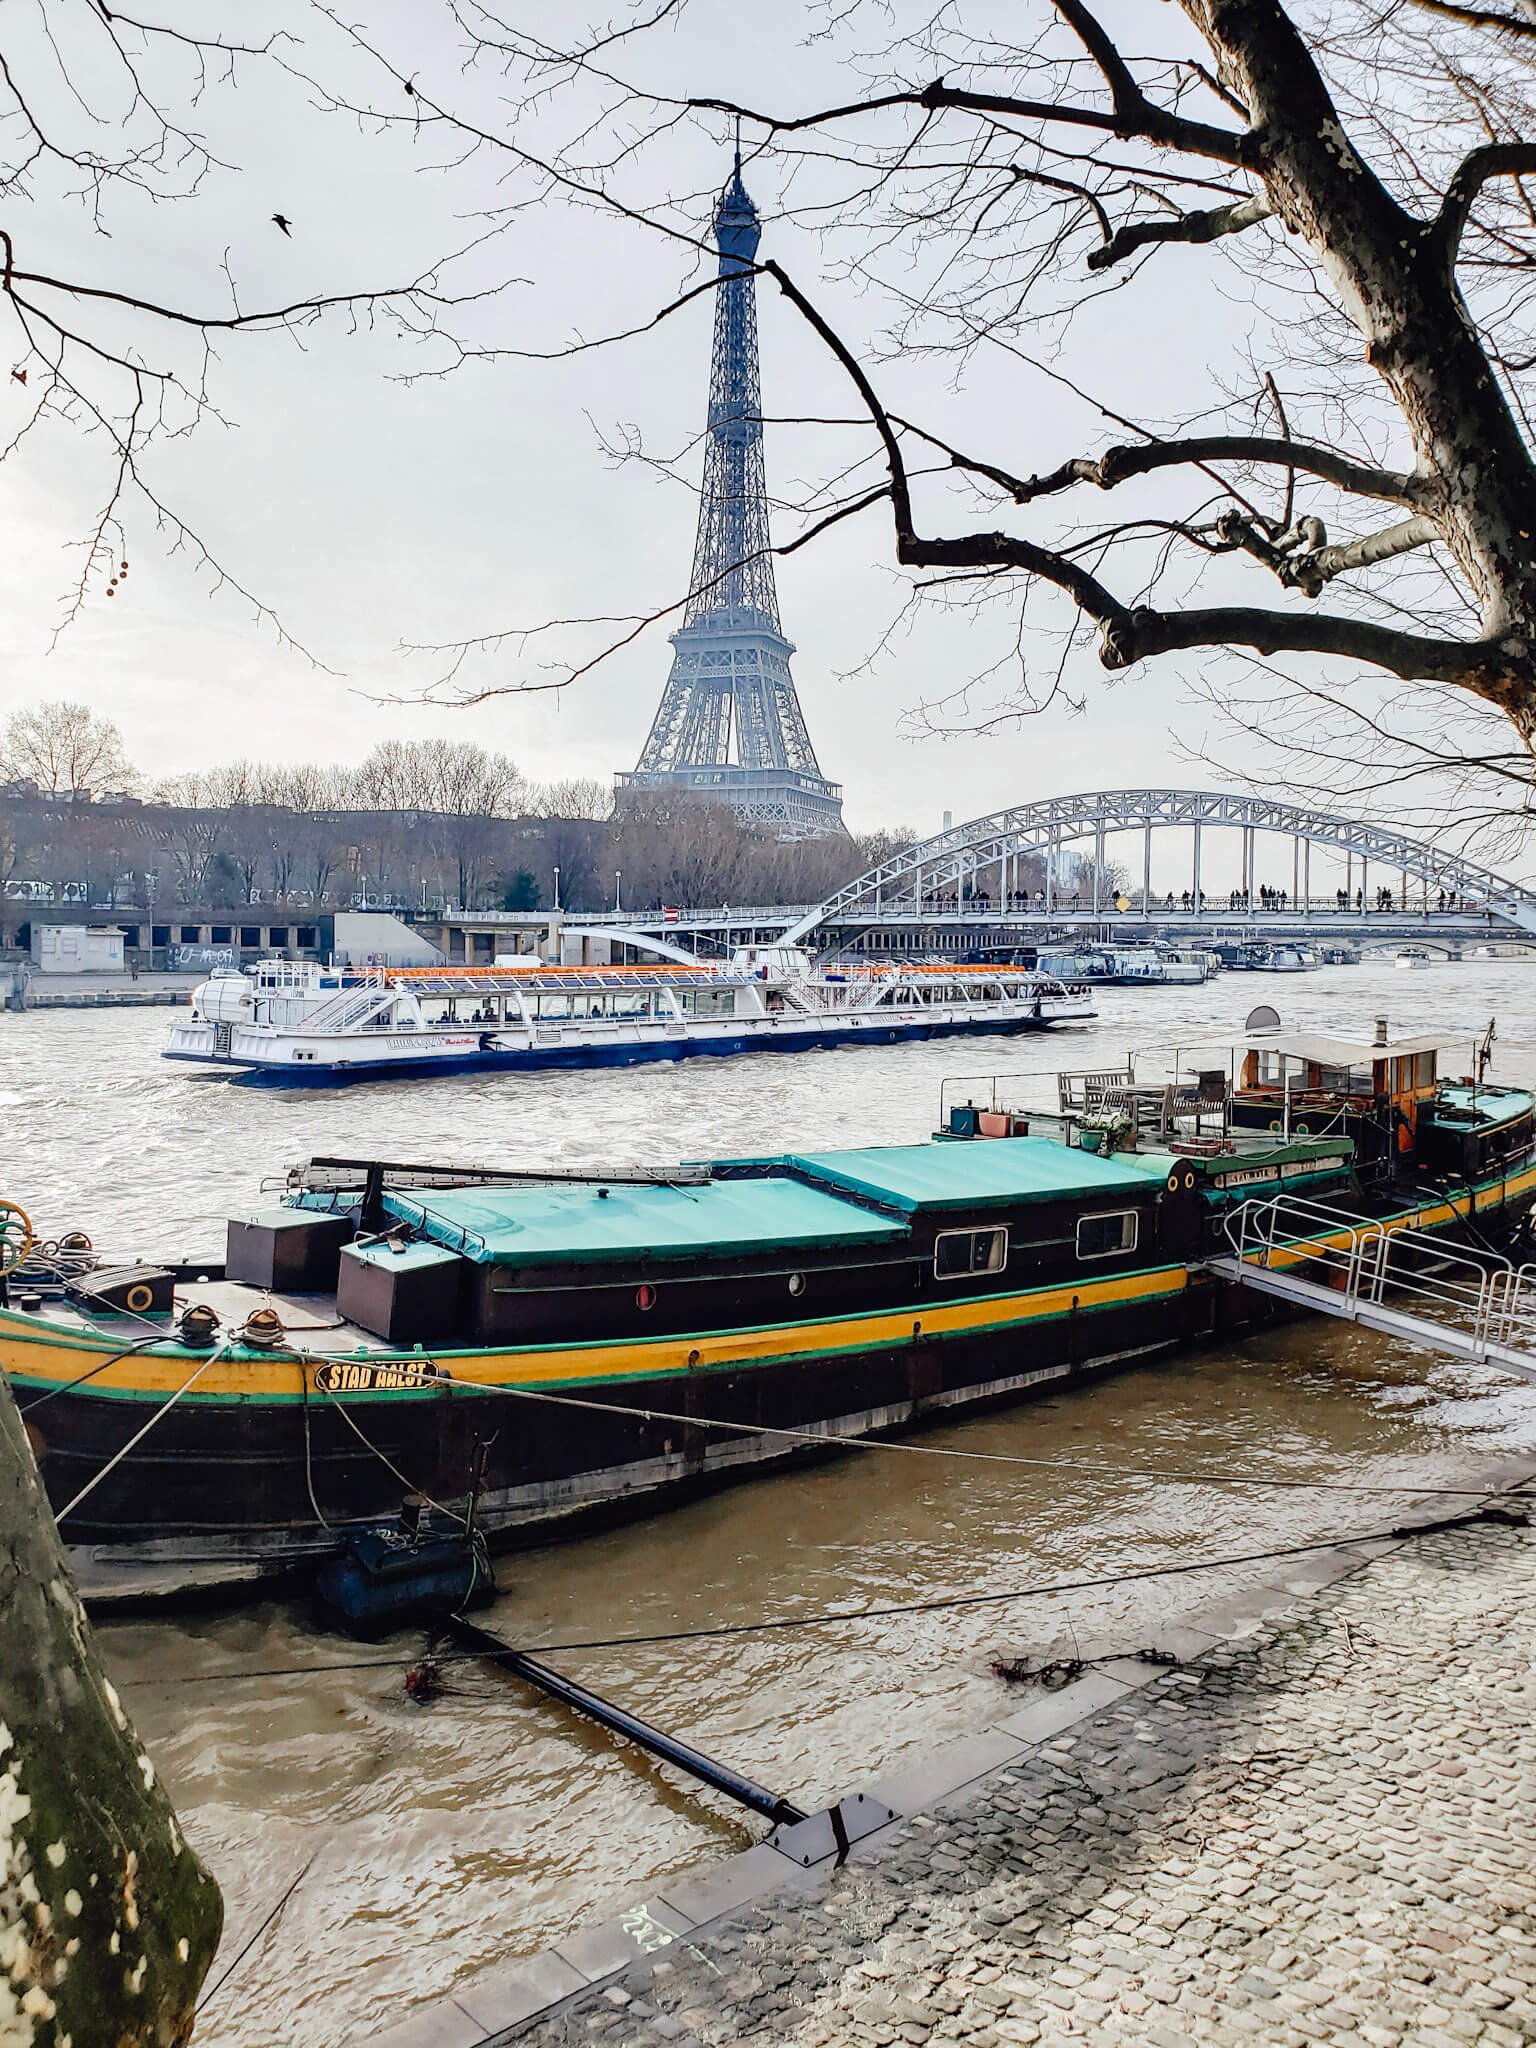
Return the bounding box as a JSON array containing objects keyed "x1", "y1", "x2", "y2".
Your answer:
[{"x1": 6, "y1": 961, "x2": 1536, "y2": 2048}]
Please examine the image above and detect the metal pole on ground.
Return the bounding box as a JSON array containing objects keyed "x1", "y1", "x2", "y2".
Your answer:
[{"x1": 446, "y1": 1618, "x2": 807, "y2": 1826}]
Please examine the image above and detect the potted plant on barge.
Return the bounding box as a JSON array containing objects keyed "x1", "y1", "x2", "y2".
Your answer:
[{"x1": 1078, "y1": 1108, "x2": 1135, "y2": 1154}]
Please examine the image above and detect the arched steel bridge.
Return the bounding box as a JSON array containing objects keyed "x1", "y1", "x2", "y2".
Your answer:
[
  {"x1": 769, "y1": 790, "x2": 1536, "y2": 946},
  {"x1": 557, "y1": 790, "x2": 1536, "y2": 958}
]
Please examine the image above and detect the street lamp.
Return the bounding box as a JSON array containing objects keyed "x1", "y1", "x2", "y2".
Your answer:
[
  {"x1": 614, "y1": 870, "x2": 622, "y2": 914},
  {"x1": 552, "y1": 865, "x2": 561, "y2": 911}
]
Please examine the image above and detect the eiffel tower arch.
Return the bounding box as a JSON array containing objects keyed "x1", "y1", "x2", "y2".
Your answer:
[{"x1": 616, "y1": 158, "x2": 845, "y2": 840}]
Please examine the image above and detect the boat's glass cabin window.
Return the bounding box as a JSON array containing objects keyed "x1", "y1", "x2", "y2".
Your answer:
[
  {"x1": 1391, "y1": 1052, "x2": 1436, "y2": 1090},
  {"x1": 1076, "y1": 1210, "x2": 1139, "y2": 1259},
  {"x1": 934, "y1": 1226, "x2": 1008, "y2": 1279}
]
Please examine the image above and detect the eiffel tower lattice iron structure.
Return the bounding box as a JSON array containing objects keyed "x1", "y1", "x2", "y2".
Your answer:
[{"x1": 617, "y1": 159, "x2": 844, "y2": 839}]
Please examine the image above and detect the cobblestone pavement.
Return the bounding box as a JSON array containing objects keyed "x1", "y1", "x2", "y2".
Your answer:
[{"x1": 512, "y1": 1511, "x2": 1536, "y2": 2048}]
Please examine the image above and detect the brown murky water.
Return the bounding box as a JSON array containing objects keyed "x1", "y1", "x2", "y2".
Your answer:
[{"x1": 6, "y1": 961, "x2": 1536, "y2": 2046}]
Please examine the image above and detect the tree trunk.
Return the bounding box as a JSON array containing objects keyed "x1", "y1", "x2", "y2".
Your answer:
[
  {"x1": 0, "y1": 1380, "x2": 221, "y2": 2045},
  {"x1": 1189, "y1": 0, "x2": 1536, "y2": 729}
]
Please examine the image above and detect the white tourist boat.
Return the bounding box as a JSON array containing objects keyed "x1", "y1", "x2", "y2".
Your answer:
[
  {"x1": 1396, "y1": 947, "x2": 1434, "y2": 970},
  {"x1": 163, "y1": 952, "x2": 1095, "y2": 1081}
]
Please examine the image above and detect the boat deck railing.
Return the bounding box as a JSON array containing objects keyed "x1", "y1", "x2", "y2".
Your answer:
[
  {"x1": 940, "y1": 1055, "x2": 1230, "y2": 1140},
  {"x1": 389, "y1": 966, "x2": 747, "y2": 993},
  {"x1": 1220, "y1": 1191, "x2": 1536, "y2": 1351}
]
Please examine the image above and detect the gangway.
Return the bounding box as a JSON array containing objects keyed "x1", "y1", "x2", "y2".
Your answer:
[{"x1": 1205, "y1": 1193, "x2": 1536, "y2": 1385}]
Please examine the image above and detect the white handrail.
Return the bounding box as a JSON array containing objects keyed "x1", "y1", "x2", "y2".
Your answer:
[{"x1": 1222, "y1": 1193, "x2": 1529, "y2": 1355}]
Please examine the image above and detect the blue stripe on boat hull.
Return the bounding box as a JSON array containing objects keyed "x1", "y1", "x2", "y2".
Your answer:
[{"x1": 181, "y1": 1013, "x2": 1073, "y2": 1086}]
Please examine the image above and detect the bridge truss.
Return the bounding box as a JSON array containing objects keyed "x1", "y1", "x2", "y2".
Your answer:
[{"x1": 777, "y1": 790, "x2": 1536, "y2": 945}]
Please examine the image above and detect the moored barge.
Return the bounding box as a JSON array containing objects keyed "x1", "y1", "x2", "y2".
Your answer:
[{"x1": 3, "y1": 1022, "x2": 1534, "y2": 1605}]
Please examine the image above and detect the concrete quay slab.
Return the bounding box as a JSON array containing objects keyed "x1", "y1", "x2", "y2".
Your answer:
[
  {"x1": 858, "y1": 1728, "x2": 1031, "y2": 1817},
  {"x1": 993, "y1": 1668, "x2": 1139, "y2": 1744},
  {"x1": 550, "y1": 1899, "x2": 695, "y2": 1984},
  {"x1": 364, "y1": 1996, "x2": 486, "y2": 2048},
  {"x1": 656, "y1": 1841, "x2": 807, "y2": 1925},
  {"x1": 454, "y1": 1954, "x2": 588, "y2": 2036}
]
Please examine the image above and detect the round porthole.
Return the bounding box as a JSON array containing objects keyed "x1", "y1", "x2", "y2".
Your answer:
[
  {"x1": 125, "y1": 1283, "x2": 155, "y2": 1313},
  {"x1": 636, "y1": 1283, "x2": 656, "y2": 1312},
  {"x1": 787, "y1": 1272, "x2": 806, "y2": 1297}
]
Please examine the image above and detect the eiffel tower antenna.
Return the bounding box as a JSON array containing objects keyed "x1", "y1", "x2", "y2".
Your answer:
[{"x1": 617, "y1": 153, "x2": 845, "y2": 838}]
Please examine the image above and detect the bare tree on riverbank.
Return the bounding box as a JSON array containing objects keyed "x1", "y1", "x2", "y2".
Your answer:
[
  {"x1": 1, "y1": 702, "x2": 139, "y2": 801},
  {"x1": 0, "y1": 721, "x2": 908, "y2": 914}
]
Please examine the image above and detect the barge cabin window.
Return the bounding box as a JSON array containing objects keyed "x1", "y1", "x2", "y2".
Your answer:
[
  {"x1": 934, "y1": 1226, "x2": 1008, "y2": 1279},
  {"x1": 1076, "y1": 1210, "x2": 1139, "y2": 1259}
]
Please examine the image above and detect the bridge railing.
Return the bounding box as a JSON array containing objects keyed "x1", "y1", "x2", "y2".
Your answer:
[{"x1": 577, "y1": 904, "x2": 820, "y2": 925}]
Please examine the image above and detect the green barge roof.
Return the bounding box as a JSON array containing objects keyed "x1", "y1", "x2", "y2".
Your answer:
[
  {"x1": 380, "y1": 1176, "x2": 905, "y2": 1267},
  {"x1": 720, "y1": 1137, "x2": 1165, "y2": 1213},
  {"x1": 1434, "y1": 1083, "x2": 1534, "y2": 1125}
]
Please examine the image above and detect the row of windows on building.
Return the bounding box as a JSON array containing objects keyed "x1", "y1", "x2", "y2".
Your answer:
[{"x1": 90, "y1": 923, "x2": 322, "y2": 949}]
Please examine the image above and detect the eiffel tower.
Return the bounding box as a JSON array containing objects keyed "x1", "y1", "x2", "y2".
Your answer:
[{"x1": 617, "y1": 156, "x2": 845, "y2": 839}]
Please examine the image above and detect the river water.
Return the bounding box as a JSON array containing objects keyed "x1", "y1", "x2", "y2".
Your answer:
[{"x1": 6, "y1": 960, "x2": 1536, "y2": 2046}]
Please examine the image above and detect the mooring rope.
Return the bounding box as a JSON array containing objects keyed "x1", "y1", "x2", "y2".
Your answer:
[
  {"x1": 53, "y1": 1348, "x2": 226, "y2": 1525},
  {"x1": 440, "y1": 1374, "x2": 1519, "y2": 1499}
]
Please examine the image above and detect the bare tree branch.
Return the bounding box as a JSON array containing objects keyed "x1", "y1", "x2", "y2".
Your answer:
[
  {"x1": 1409, "y1": 0, "x2": 1536, "y2": 38},
  {"x1": 688, "y1": 73, "x2": 1260, "y2": 173},
  {"x1": 1216, "y1": 510, "x2": 1442, "y2": 595},
  {"x1": 1086, "y1": 192, "x2": 1273, "y2": 271},
  {"x1": 991, "y1": 434, "x2": 1423, "y2": 508},
  {"x1": 1436, "y1": 139, "x2": 1536, "y2": 260}
]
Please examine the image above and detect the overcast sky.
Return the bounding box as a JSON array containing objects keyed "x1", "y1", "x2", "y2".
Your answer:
[{"x1": 0, "y1": 0, "x2": 1443, "y2": 848}]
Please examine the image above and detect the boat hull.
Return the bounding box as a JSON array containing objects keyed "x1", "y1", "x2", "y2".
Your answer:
[
  {"x1": 164, "y1": 1006, "x2": 1089, "y2": 1083},
  {"x1": 7, "y1": 1263, "x2": 1203, "y2": 1604}
]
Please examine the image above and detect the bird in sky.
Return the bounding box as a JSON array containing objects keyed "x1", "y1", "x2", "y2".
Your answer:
[{"x1": 272, "y1": 213, "x2": 293, "y2": 237}]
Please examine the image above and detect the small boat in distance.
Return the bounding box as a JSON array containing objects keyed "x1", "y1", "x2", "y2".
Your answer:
[
  {"x1": 1033, "y1": 945, "x2": 1210, "y2": 985},
  {"x1": 163, "y1": 952, "x2": 1095, "y2": 1081},
  {"x1": 1396, "y1": 947, "x2": 1434, "y2": 970},
  {"x1": 1238, "y1": 943, "x2": 1315, "y2": 973}
]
